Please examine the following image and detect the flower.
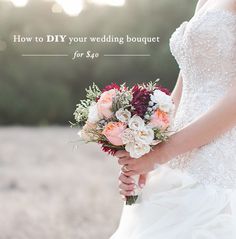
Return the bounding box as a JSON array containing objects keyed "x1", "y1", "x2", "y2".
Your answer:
[
  {"x1": 121, "y1": 128, "x2": 135, "y2": 144},
  {"x1": 150, "y1": 90, "x2": 174, "y2": 113},
  {"x1": 97, "y1": 89, "x2": 117, "y2": 118},
  {"x1": 78, "y1": 122, "x2": 97, "y2": 142},
  {"x1": 115, "y1": 108, "x2": 131, "y2": 123},
  {"x1": 131, "y1": 85, "x2": 151, "y2": 117},
  {"x1": 149, "y1": 109, "x2": 170, "y2": 130},
  {"x1": 125, "y1": 142, "x2": 151, "y2": 158},
  {"x1": 128, "y1": 115, "x2": 145, "y2": 131},
  {"x1": 102, "y1": 122, "x2": 127, "y2": 146},
  {"x1": 156, "y1": 85, "x2": 170, "y2": 95},
  {"x1": 100, "y1": 143, "x2": 119, "y2": 156},
  {"x1": 134, "y1": 127, "x2": 154, "y2": 145},
  {"x1": 102, "y1": 83, "x2": 120, "y2": 92},
  {"x1": 88, "y1": 102, "x2": 102, "y2": 123}
]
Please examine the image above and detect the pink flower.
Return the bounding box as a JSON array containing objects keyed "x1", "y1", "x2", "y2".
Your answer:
[
  {"x1": 97, "y1": 89, "x2": 116, "y2": 118},
  {"x1": 149, "y1": 109, "x2": 170, "y2": 130},
  {"x1": 102, "y1": 122, "x2": 127, "y2": 146}
]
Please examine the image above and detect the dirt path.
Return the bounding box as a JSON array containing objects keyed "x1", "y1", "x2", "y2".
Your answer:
[{"x1": 0, "y1": 127, "x2": 122, "y2": 239}]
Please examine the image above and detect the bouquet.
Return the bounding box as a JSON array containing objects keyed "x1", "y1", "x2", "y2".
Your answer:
[{"x1": 73, "y1": 80, "x2": 175, "y2": 205}]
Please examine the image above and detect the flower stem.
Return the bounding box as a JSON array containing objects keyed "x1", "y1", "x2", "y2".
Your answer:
[{"x1": 126, "y1": 195, "x2": 138, "y2": 205}]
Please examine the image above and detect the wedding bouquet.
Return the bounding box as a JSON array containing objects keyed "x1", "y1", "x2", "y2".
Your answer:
[{"x1": 73, "y1": 80, "x2": 175, "y2": 205}]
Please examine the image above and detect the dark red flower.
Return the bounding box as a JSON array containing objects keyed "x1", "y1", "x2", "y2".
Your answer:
[
  {"x1": 156, "y1": 85, "x2": 170, "y2": 95},
  {"x1": 100, "y1": 143, "x2": 118, "y2": 156},
  {"x1": 102, "y1": 83, "x2": 120, "y2": 92},
  {"x1": 131, "y1": 85, "x2": 151, "y2": 117}
]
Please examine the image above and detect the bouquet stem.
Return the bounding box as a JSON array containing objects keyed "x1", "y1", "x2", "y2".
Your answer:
[{"x1": 126, "y1": 195, "x2": 138, "y2": 205}]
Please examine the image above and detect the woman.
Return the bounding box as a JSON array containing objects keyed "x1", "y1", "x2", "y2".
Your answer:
[{"x1": 111, "y1": 0, "x2": 236, "y2": 238}]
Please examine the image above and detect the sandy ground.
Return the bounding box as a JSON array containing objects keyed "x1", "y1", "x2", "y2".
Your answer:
[{"x1": 0, "y1": 127, "x2": 123, "y2": 239}]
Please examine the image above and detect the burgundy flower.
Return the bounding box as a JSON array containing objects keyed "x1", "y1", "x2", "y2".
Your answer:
[
  {"x1": 131, "y1": 85, "x2": 151, "y2": 117},
  {"x1": 156, "y1": 85, "x2": 170, "y2": 95},
  {"x1": 102, "y1": 83, "x2": 120, "y2": 92},
  {"x1": 99, "y1": 143, "x2": 118, "y2": 156}
]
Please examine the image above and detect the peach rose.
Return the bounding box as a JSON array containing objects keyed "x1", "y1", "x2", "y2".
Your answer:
[
  {"x1": 102, "y1": 122, "x2": 127, "y2": 146},
  {"x1": 97, "y1": 89, "x2": 116, "y2": 118},
  {"x1": 149, "y1": 109, "x2": 170, "y2": 130}
]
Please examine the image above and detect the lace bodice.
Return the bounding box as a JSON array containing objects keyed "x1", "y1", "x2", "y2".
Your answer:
[{"x1": 168, "y1": 9, "x2": 236, "y2": 188}]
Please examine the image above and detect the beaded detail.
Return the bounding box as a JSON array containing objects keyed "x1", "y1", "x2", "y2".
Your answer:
[{"x1": 168, "y1": 9, "x2": 236, "y2": 188}]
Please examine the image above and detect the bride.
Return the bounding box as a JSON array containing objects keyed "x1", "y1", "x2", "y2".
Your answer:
[{"x1": 110, "y1": 0, "x2": 236, "y2": 238}]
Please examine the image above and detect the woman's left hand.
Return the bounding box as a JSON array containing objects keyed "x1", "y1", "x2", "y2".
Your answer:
[{"x1": 115, "y1": 150, "x2": 157, "y2": 176}]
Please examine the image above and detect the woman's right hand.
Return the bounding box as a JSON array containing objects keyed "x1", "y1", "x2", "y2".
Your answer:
[{"x1": 118, "y1": 172, "x2": 147, "y2": 200}]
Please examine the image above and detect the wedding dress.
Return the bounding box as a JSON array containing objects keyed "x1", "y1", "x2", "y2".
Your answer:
[{"x1": 110, "y1": 9, "x2": 236, "y2": 239}]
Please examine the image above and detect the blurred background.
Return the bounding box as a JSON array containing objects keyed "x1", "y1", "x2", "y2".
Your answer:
[{"x1": 0, "y1": 0, "x2": 195, "y2": 238}]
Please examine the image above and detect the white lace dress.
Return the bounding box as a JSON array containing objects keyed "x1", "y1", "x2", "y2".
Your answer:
[{"x1": 110, "y1": 9, "x2": 236, "y2": 239}]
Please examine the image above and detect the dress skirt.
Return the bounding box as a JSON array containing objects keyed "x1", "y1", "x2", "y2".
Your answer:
[{"x1": 110, "y1": 165, "x2": 236, "y2": 239}]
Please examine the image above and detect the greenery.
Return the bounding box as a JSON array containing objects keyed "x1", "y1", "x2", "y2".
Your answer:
[
  {"x1": 73, "y1": 99, "x2": 91, "y2": 126},
  {"x1": 73, "y1": 83, "x2": 101, "y2": 126},
  {"x1": 0, "y1": 0, "x2": 195, "y2": 125},
  {"x1": 111, "y1": 91, "x2": 132, "y2": 113},
  {"x1": 85, "y1": 83, "x2": 101, "y2": 102}
]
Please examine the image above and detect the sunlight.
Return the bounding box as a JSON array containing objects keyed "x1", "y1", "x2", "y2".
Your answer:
[
  {"x1": 11, "y1": 0, "x2": 28, "y2": 7},
  {"x1": 9, "y1": 0, "x2": 126, "y2": 15},
  {"x1": 55, "y1": 0, "x2": 83, "y2": 16},
  {"x1": 89, "y1": 0, "x2": 126, "y2": 7}
]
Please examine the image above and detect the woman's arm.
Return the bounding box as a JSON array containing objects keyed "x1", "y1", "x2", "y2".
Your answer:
[
  {"x1": 117, "y1": 83, "x2": 236, "y2": 176},
  {"x1": 157, "y1": 84, "x2": 236, "y2": 164}
]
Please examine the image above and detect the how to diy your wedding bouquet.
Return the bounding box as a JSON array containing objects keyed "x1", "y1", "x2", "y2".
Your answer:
[{"x1": 73, "y1": 80, "x2": 175, "y2": 205}]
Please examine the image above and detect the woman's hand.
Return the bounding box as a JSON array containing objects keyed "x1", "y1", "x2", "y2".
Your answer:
[
  {"x1": 115, "y1": 148, "x2": 167, "y2": 176},
  {"x1": 118, "y1": 171, "x2": 148, "y2": 200},
  {"x1": 118, "y1": 172, "x2": 135, "y2": 200},
  {"x1": 116, "y1": 151, "x2": 156, "y2": 176}
]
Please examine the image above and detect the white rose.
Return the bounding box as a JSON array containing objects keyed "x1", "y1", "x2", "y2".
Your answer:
[
  {"x1": 125, "y1": 142, "x2": 151, "y2": 159},
  {"x1": 128, "y1": 115, "x2": 145, "y2": 131},
  {"x1": 115, "y1": 109, "x2": 131, "y2": 123},
  {"x1": 88, "y1": 102, "x2": 102, "y2": 123},
  {"x1": 134, "y1": 127, "x2": 154, "y2": 145},
  {"x1": 121, "y1": 128, "x2": 135, "y2": 144},
  {"x1": 150, "y1": 90, "x2": 174, "y2": 113}
]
